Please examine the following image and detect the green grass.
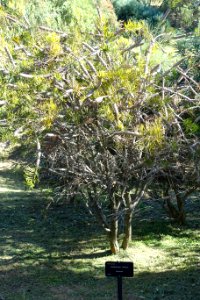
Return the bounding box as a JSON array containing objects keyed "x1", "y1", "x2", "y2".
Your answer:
[{"x1": 0, "y1": 160, "x2": 199, "y2": 299}]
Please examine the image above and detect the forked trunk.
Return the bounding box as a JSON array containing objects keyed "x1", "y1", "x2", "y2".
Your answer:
[
  {"x1": 164, "y1": 184, "x2": 187, "y2": 225},
  {"x1": 109, "y1": 212, "x2": 119, "y2": 254},
  {"x1": 165, "y1": 196, "x2": 186, "y2": 225},
  {"x1": 122, "y1": 209, "x2": 133, "y2": 250}
]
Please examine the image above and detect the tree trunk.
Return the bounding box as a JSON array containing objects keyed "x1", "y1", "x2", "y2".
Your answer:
[
  {"x1": 176, "y1": 194, "x2": 186, "y2": 225},
  {"x1": 165, "y1": 196, "x2": 186, "y2": 225},
  {"x1": 109, "y1": 211, "x2": 119, "y2": 254},
  {"x1": 164, "y1": 183, "x2": 187, "y2": 225},
  {"x1": 122, "y1": 209, "x2": 133, "y2": 250}
]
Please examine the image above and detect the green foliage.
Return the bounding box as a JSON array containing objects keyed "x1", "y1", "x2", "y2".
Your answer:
[
  {"x1": 161, "y1": 0, "x2": 200, "y2": 32},
  {"x1": 112, "y1": 0, "x2": 162, "y2": 24},
  {"x1": 0, "y1": 0, "x2": 116, "y2": 33},
  {"x1": 162, "y1": 0, "x2": 184, "y2": 9},
  {"x1": 112, "y1": 0, "x2": 200, "y2": 35},
  {"x1": 0, "y1": 9, "x2": 198, "y2": 167},
  {"x1": 183, "y1": 118, "x2": 200, "y2": 135},
  {"x1": 24, "y1": 165, "x2": 39, "y2": 188},
  {"x1": 138, "y1": 117, "x2": 165, "y2": 155}
]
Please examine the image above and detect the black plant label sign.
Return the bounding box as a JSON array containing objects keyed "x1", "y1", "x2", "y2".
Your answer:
[{"x1": 105, "y1": 262, "x2": 134, "y2": 277}]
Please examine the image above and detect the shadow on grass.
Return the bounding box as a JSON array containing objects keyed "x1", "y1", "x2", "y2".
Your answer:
[
  {"x1": 133, "y1": 195, "x2": 200, "y2": 243},
  {"x1": 133, "y1": 219, "x2": 199, "y2": 241},
  {"x1": 0, "y1": 189, "x2": 199, "y2": 299},
  {"x1": 0, "y1": 191, "x2": 106, "y2": 249},
  {"x1": 0, "y1": 164, "x2": 200, "y2": 299},
  {"x1": 0, "y1": 187, "x2": 198, "y2": 264},
  {"x1": 0, "y1": 259, "x2": 199, "y2": 299}
]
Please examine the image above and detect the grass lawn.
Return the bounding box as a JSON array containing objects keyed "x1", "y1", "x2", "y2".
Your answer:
[{"x1": 0, "y1": 160, "x2": 199, "y2": 300}]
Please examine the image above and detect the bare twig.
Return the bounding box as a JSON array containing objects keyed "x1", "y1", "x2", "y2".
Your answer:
[
  {"x1": 177, "y1": 67, "x2": 200, "y2": 90},
  {"x1": 109, "y1": 131, "x2": 142, "y2": 138},
  {"x1": 19, "y1": 73, "x2": 52, "y2": 79},
  {"x1": 6, "y1": 14, "x2": 27, "y2": 28},
  {"x1": 161, "y1": 58, "x2": 186, "y2": 77},
  {"x1": 4, "y1": 46, "x2": 16, "y2": 67},
  {"x1": 97, "y1": 53, "x2": 108, "y2": 69},
  {"x1": 36, "y1": 138, "x2": 42, "y2": 170},
  {"x1": 155, "y1": 85, "x2": 196, "y2": 102},
  {"x1": 39, "y1": 26, "x2": 65, "y2": 34},
  {"x1": 0, "y1": 100, "x2": 7, "y2": 106},
  {"x1": 122, "y1": 41, "x2": 144, "y2": 54},
  {"x1": 84, "y1": 58, "x2": 97, "y2": 74},
  {"x1": 82, "y1": 42, "x2": 96, "y2": 52}
]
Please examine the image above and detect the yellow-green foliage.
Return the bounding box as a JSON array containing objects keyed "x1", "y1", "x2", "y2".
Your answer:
[
  {"x1": 167, "y1": 0, "x2": 182, "y2": 9},
  {"x1": 45, "y1": 32, "x2": 62, "y2": 56},
  {"x1": 1, "y1": 0, "x2": 116, "y2": 33},
  {"x1": 0, "y1": 8, "x2": 183, "y2": 164},
  {"x1": 4, "y1": 0, "x2": 26, "y2": 14},
  {"x1": 138, "y1": 117, "x2": 165, "y2": 155},
  {"x1": 149, "y1": 43, "x2": 181, "y2": 71},
  {"x1": 40, "y1": 99, "x2": 58, "y2": 129},
  {"x1": 124, "y1": 20, "x2": 150, "y2": 39},
  {"x1": 69, "y1": 0, "x2": 98, "y2": 32},
  {"x1": 24, "y1": 165, "x2": 39, "y2": 189}
]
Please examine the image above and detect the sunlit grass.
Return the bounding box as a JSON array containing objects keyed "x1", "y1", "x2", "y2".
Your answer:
[{"x1": 0, "y1": 160, "x2": 199, "y2": 299}]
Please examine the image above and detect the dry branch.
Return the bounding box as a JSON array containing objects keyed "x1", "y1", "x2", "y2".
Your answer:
[
  {"x1": 177, "y1": 67, "x2": 200, "y2": 90},
  {"x1": 4, "y1": 46, "x2": 16, "y2": 67},
  {"x1": 122, "y1": 41, "x2": 144, "y2": 54}
]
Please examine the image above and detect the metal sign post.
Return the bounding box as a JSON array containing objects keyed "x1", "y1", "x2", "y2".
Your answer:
[
  {"x1": 117, "y1": 275, "x2": 123, "y2": 300},
  {"x1": 105, "y1": 262, "x2": 134, "y2": 300}
]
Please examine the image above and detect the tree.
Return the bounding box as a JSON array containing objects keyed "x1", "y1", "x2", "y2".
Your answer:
[
  {"x1": 42, "y1": 23, "x2": 199, "y2": 250},
  {"x1": 112, "y1": 0, "x2": 162, "y2": 25},
  {"x1": 160, "y1": 0, "x2": 200, "y2": 32},
  {"x1": 1, "y1": 6, "x2": 199, "y2": 253}
]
